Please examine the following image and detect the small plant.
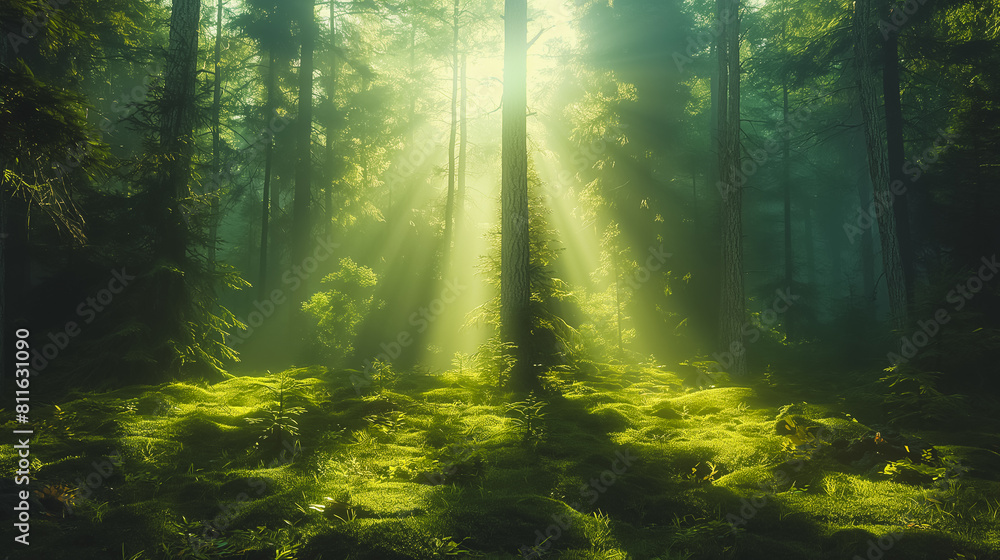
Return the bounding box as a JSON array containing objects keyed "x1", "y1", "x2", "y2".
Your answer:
[
  {"x1": 163, "y1": 515, "x2": 237, "y2": 559},
  {"x1": 473, "y1": 337, "x2": 517, "y2": 388},
  {"x1": 369, "y1": 358, "x2": 399, "y2": 389},
  {"x1": 426, "y1": 535, "x2": 468, "y2": 558},
  {"x1": 246, "y1": 371, "x2": 306, "y2": 457},
  {"x1": 505, "y1": 392, "x2": 548, "y2": 445}
]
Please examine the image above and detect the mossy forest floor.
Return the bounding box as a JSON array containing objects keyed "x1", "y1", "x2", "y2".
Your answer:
[{"x1": 3, "y1": 363, "x2": 1000, "y2": 560}]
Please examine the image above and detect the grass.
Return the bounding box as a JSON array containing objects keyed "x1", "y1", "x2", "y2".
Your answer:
[{"x1": 3, "y1": 363, "x2": 999, "y2": 559}]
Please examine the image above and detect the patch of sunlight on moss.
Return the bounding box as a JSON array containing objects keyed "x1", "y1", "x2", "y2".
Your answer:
[
  {"x1": 667, "y1": 387, "x2": 756, "y2": 415},
  {"x1": 157, "y1": 382, "x2": 216, "y2": 404},
  {"x1": 587, "y1": 402, "x2": 647, "y2": 433},
  {"x1": 714, "y1": 465, "x2": 774, "y2": 489},
  {"x1": 421, "y1": 386, "x2": 479, "y2": 403},
  {"x1": 351, "y1": 482, "x2": 435, "y2": 515}
]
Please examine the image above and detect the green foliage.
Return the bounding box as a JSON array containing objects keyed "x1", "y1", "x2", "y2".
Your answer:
[
  {"x1": 880, "y1": 364, "x2": 967, "y2": 427},
  {"x1": 245, "y1": 371, "x2": 306, "y2": 457},
  {"x1": 505, "y1": 392, "x2": 548, "y2": 446},
  {"x1": 302, "y1": 257, "x2": 381, "y2": 365},
  {"x1": 473, "y1": 337, "x2": 517, "y2": 388}
]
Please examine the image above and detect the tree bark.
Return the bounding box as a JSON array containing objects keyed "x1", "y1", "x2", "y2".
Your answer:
[
  {"x1": 159, "y1": 0, "x2": 201, "y2": 264},
  {"x1": 291, "y1": 0, "x2": 315, "y2": 267},
  {"x1": 882, "y1": 25, "x2": 913, "y2": 303},
  {"x1": 456, "y1": 52, "x2": 468, "y2": 250},
  {"x1": 442, "y1": 0, "x2": 460, "y2": 271},
  {"x1": 259, "y1": 50, "x2": 277, "y2": 296},
  {"x1": 324, "y1": 0, "x2": 337, "y2": 237},
  {"x1": 782, "y1": 84, "x2": 794, "y2": 340},
  {"x1": 717, "y1": 0, "x2": 746, "y2": 376},
  {"x1": 501, "y1": 0, "x2": 533, "y2": 392},
  {"x1": 209, "y1": 0, "x2": 224, "y2": 269},
  {"x1": 853, "y1": 0, "x2": 907, "y2": 330}
]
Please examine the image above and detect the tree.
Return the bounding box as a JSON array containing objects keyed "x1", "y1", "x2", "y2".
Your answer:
[
  {"x1": 501, "y1": 0, "x2": 534, "y2": 392},
  {"x1": 209, "y1": 0, "x2": 225, "y2": 268},
  {"x1": 882, "y1": 2, "x2": 914, "y2": 303},
  {"x1": 158, "y1": 0, "x2": 201, "y2": 264},
  {"x1": 716, "y1": 0, "x2": 746, "y2": 376},
  {"x1": 291, "y1": 0, "x2": 316, "y2": 268},
  {"x1": 853, "y1": 0, "x2": 907, "y2": 330},
  {"x1": 441, "y1": 0, "x2": 461, "y2": 270}
]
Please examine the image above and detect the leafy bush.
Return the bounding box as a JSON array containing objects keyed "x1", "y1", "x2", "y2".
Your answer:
[{"x1": 302, "y1": 258, "x2": 382, "y2": 365}]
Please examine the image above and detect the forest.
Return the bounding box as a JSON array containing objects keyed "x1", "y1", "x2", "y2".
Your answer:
[{"x1": 1, "y1": 0, "x2": 999, "y2": 558}]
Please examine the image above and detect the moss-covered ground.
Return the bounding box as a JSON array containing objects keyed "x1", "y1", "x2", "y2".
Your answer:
[{"x1": 3, "y1": 363, "x2": 999, "y2": 559}]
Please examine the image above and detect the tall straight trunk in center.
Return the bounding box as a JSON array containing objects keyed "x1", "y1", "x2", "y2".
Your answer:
[
  {"x1": 853, "y1": 0, "x2": 907, "y2": 330},
  {"x1": 209, "y1": 0, "x2": 224, "y2": 268},
  {"x1": 159, "y1": 0, "x2": 201, "y2": 264},
  {"x1": 883, "y1": 27, "x2": 913, "y2": 303},
  {"x1": 259, "y1": 50, "x2": 277, "y2": 296},
  {"x1": 456, "y1": 52, "x2": 468, "y2": 246},
  {"x1": 501, "y1": 0, "x2": 533, "y2": 392},
  {"x1": 717, "y1": 0, "x2": 746, "y2": 376},
  {"x1": 292, "y1": 0, "x2": 315, "y2": 268},
  {"x1": 782, "y1": 84, "x2": 794, "y2": 340},
  {"x1": 324, "y1": 0, "x2": 337, "y2": 237},
  {"x1": 442, "y1": 0, "x2": 460, "y2": 270}
]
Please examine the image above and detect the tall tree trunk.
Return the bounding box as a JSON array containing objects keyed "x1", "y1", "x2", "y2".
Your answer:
[
  {"x1": 209, "y1": 0, "x2": 224, "y2": 269},
  {"x1": 259, "y1": 50, "x2": 277, "y2": 296},
  {"x1": 782, "y1": 84, "x2": 794, "y2": 340},
  {"x1": 853, "y1": 0, "x2": 907, "y2": 330},
  {"x1": 442, "y1": 0, "x2": 460, "y2": 271},
  {"x1": 159, "y1": 0, "x2": 201, "y2": 264},
  {"x1": 291, "y1": 0, "x2": 315, "y2": 268},
  {"x1": 883, "y1": 26, "x2": 913, "y2": 303},
  {"x1": 717, "y1": 0, "x2": 746, "y2": 376},
  {"x1": 456, "y1": 52, "x2": 468, "y2": 247},
  {"x1": 856, "y1": 181, "x2": 876, "y2": 303},
  {"x1": 324, "y1": 0, "x2": 337, "y2": 237},
  {"x1": 501, "y1": 0, "x2": 533, "y2": 392}
]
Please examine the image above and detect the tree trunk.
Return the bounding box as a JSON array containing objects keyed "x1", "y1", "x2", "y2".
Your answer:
[
  {"x1": 883, "y1": 27, "x2": 913, "y2": 303},
  {"x1": 209, "y1": 0, "x2": 224, "y2": 269},
  {"x1": 856, "y1": 181, "x2": 876, "y2": 303},
  {"x1": 291, "y1": 0, "x2": 315, "y2": 268},
  {"x1": 456, "y1": 52, "x2": 468, "y2": 254},
  {"x1": 501, "y1": 0, "x2": 533, "y2": 392},
  {"x1": 782, "y1": 84, "x2": 794, "y2": 340},
  {"x1": 853, "y1": 0, "x2": 907, "y2": 330},
  {"x1": 259, "y1": 50, "x2": 277, "y2": 296},
  {"x1": 442, "y1": 0, "x2": 460, "y2": 271},
  {"x1": 324, "y1": 0, "x2": 337, "y2": 237},
  {"x1": 159, "y1": 0, "x2": 201, "y2": 264},
  {"x1": 717, "y1": 0, "x2": 746, "y2": 376}
]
